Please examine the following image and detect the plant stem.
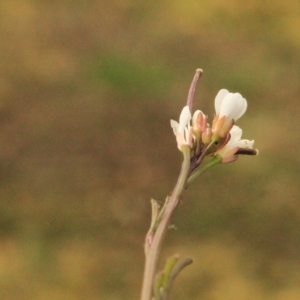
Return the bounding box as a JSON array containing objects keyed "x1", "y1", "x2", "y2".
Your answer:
[
  {"x1": 140, "y1": 147, "x2": 191, "y2": 300},
  {"x1": 186, "y1": 156, "x2": 221, "y2": 188}
]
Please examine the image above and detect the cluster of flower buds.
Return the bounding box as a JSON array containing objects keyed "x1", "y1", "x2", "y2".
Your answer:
[{"x1": 171, "y1": 89, "x2": 258, "y2": 172}]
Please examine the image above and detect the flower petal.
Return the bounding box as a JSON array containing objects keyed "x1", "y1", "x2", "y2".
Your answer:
[
  {"x1": 219, "y1": 93, "x2": 244, "y2": 120},
  {"x1": 170, "y1": 120, "x2": 179, "y2": 135},
  {"x1": 229, "y1": 125, "x2": 243, "y2": 141},
  {"x1": 214, "y1": 89, "x2": 229, "y2": 115},
  {"x1": 238, "y1": 139, "x2": 254, "y2": 149},
  {"x1": 170, "y1": 106, "x2": 193, "y2": 151},
  {"x1": 230, "y1": 93, "x2": 247, "y2": 121},
  {"x1": 179, "y1": 106, "x2": 191, "y2": 132}
]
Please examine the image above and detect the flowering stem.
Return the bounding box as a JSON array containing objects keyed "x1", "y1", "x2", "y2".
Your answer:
[{"x1": 140, "y1": 146, "x2": 191, "y2": 300}]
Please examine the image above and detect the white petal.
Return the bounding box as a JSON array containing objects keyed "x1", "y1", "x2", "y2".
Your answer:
[
  {"x1": 220, "y1": 93, "x2": 247, "y2": 121},
  {"x1": 170, "y1": 120, "x2": 179, "y2": 135},
  {"x1": 238, "y1": 139, "x2": 254, "y2": 149},
  {"x1": 214, "y1": 89, "x2": 229, "y2": 115},
  {"x1": 230, "y1": 125, "x2": 243, "y2": 141},
  {"x1": 179, "y1": 106, "x2": 191, "y2": 131},
  {"x1": 218, "y1": 126, "x2": 242, "y2": 156},
  {"x1": 231, "y1": 94, "x2": 247, "y2": 121},
  {"x1": 219, "y1": 93, "x2": 235, "y2": 116}
]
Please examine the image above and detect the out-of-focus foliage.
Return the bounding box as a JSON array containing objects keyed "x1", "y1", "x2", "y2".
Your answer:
[{"x1": 0, "y1": 0, "x2": 299, "y2": 299}]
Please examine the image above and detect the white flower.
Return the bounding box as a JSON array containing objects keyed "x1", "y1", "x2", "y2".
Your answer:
[
  {"x1": 212, "y1": 89, "x2": 247, "y2": 138},
  {"x1": 170, "y1": 106, "x2": 193, "y2": 151},
  {"x1": 215, "y1": 125, "x2": 254, "y2": 163}
]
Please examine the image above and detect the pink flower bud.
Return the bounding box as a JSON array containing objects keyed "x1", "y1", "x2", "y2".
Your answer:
[
  {"x1": 192, "y1": 110, "x2": 207, "y2": 134},
  {"x1": 202, "y1": 127, "x2": 212, "y2": 145}
]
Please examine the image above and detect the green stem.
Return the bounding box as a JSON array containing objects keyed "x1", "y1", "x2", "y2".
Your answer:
[
  {"x1": 195, "y1": 139, "x2": 216, "y2": 166},
  {"x1": 140, "y1": 147, "x2": 191, "y2": 300},
  {"x1": 186, "y1": 156, "x2": 221, "y2": 187}
]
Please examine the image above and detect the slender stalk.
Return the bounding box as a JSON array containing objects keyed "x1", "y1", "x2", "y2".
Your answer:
[
  {"x1": 186, "y1": 156, "x2": 221, "y2": 188},
  {"x1": 186, "y1": 69, "x2": 203, "y2": 112},
  {"x1": 140, "y1": 147, "x2": 191, "y2": 300}
]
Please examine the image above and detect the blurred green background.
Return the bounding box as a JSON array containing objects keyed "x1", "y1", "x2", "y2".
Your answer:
[{"x1": 0, "y1": 1, "x2": 299, "y2": 299}]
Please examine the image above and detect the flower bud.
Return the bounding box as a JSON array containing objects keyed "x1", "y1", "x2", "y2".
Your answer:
[
  {"x1": 202, "y1": 127, "x2": 212, "y2": 145},
  {"x1": 192, "y1": 110, "x2": 207, "y2": 134}
]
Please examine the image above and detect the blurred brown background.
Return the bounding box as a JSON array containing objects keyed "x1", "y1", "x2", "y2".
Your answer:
[{"x1": 0, "y1": 1, "x2": 299, "y2": 299}]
